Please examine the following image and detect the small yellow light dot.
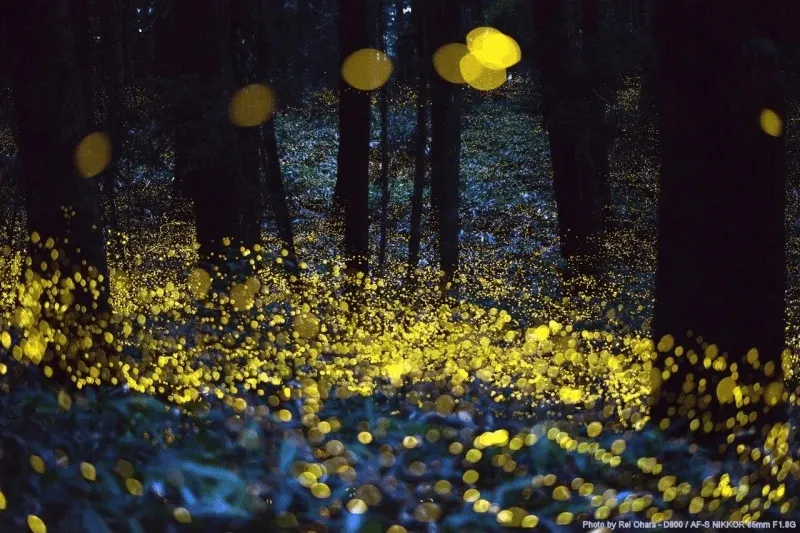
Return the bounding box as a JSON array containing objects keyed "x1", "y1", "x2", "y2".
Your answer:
[
  {"x1": 80, "y1": 462, "x2": 97, "y2": 481},
  {"x1": 173, "y1": 507, "x2": 191, "y2": 524}
]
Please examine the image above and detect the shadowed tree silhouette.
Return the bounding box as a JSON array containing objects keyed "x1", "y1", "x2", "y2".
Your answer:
[
  {"x1": 335, "y1": 0, "x2": 372, "y2": 274},
  {"x1": 407, "y1": 0, "x2": 430, "y2": 271},
  {"x1": 157, "y1": 0, "x2": 262, "y2": 269},
  {"x1": 531, "y1": 0, "x2": 608, "y2": 278},
  {"x1": 428, "y1": 0, "x2": 463, "y2": 284},
  {"x1": 651, "y1": 0, "x2": 787, "y2": 441},
  {"x1": 8, "y1": 0, "x2": 110, "y2": 313}
]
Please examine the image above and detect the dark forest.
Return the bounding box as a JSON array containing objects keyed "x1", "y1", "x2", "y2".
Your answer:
[{"x1": 0, "y1": 0, "x2": 799, "y2": 531}]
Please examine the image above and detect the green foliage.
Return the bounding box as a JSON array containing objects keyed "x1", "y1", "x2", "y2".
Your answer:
[{"x1": 1, "y1": 369, "x2": 796, "y2": 532}]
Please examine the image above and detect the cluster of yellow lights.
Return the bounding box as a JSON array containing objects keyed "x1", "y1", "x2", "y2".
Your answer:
[
  {"x1": 338, "y1": 26, "x2": 520, "y2": 92},
  {"x1": 433, "y1": 27, "x2": 521, "y2": 91},
  {"x1": 7, "y1": 72, "x2": 800, "y2": 530},
  {"x1": 1, "y1": 225, "x2": 797, "y2": 528},
  {"x1": 2, "y1": 231, "x2": 797, "y2": 471},
  {"x1": 74, "y1": 82, "x2": 280, "y2": 180}
]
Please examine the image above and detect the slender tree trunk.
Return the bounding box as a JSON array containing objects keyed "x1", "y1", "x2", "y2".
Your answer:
[
  {"x1": 394, "y1": 0, "x2": 409, "y2": 85},
  {"x1": 531, "y1": 0, "x2": 604, "y2": 277},
  {"x1": 651, "y1": 0, "x2": 786, "y2": 442},
  {"x1": 8, "y1": 0, "x2": 109, "y2": 312},
  {"x1": 408, "y1": 0, "x2": 428, "y2": 270},
  {"x1": 256, "y1": 0, "x2": 297, "y2": 259},
  {"x1": 428, "y1": 0, "x2": 462, "y2": 283},
  {"x1": 262, "y1": 124, "x2": 297, "y2": 258},
  {"x1": 100, "y1": 0, "x2": 125, "y2": 242},
  {"x1": 336, "y1": 0, "x2": 371, "y2": 273},
  {"x1": 378, "y1": 1, "x2": 391, "y2": 273}
]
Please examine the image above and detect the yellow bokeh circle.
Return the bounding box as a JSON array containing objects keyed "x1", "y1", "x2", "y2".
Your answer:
[
  {"x1": 470, "y1": 68, "x2": 506, "y2": 91},
  {"x1": 760, "y1": 108, "x2": 783, "y2": 137},
  {"x1": 466, "y1": 26, "x2": 497, "y2": 48},
  {"x1": 460, "y1": 53, "x2": 507, "y2": 91},
  {"x1": 467, "y1": 26, "x2": 521, "y2": 70},
  {"x1": 75, "y1": 131, "x2": 112, "y2": 178},
  {"x1": 459, "y1": 53, "x2": 485, "y2": 84},
  {"x1": 341, "y1": 48, "x2": 394, "y2": 91},
  {"x1": 27, "y1": 515, "x2": 47, "y2": 533},
  {"x1": 229, "y1": 84, "x2": 276, "y2": 127},
  {"x1": 433, "y1": 43, "x2": 470, "y2": 84},
  {"x1": 187, "y1": 267, "x2": 212, "y2": 299}
]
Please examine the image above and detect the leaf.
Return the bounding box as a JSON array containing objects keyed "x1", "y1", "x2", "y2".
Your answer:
[
  {"x1": 177, "y1": 461, "x2": 245, "y2": 500},
  {"x1": 82, "y1": 507, "x2": 111, "y2": 533},
  {"x1": 180, "y1": 487, "x2": 198, "y2": 506},
  {"x1": 128, "y1": 518, "x2": 146, "y2": 533},
  {"x1": 344, "y1": 510, "x2": 365, "y2": 532},
  {"x1": 364, "y1": 397, "x2": 375, "y2": 425},
  {"x1": 184, "y1": 495, "x2": 250, "y2": 521},
  {"x1": 278, "y1": 439, "x2": 296, "y2": 473},
  {"x1": 359, "y1": 518, "x2": 383, "y2": 533}
]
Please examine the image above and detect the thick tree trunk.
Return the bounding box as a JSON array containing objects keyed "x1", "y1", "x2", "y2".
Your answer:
[
  {"x1": 8, "y1": 0, "x2": 110, "y2": 313},
  {"x1": 256, "y1": 0, "x2": 297, "y2": 259},
  {"x1": 71, "y1": 0, "x2": 94, "y2": 121},
  {"x1": 336, "y1": 0, "x2": 371, "y2": 273},
  {"x1": 581, "y1": 0, "x2": 611, "y2": 240},
  {"x1": 378, "y1": 102, "x2": 389, "y2": 266},
  {"x1": 407, "y1": 0, "x2": 428, "y2": 270},
  {"x1": 160, "y1": 0, "x2": 258, "y2": 265},
  {"x1": 231, "y1": 0, "x2": 265, "y2": 250},
  {"x1": 428, "y1": 0, "x2": 462, "y2": 282},
  {"x1": 531, "y1": 0, "x2": 605, "y2": 277},
  {"x1": 651, "y1": 0, "x2": 786, "y2": 441}
]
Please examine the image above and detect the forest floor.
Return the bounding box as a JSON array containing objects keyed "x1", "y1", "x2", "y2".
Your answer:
[{"x1": 0, "y1": 77, "x2": 798, "y2": 532}]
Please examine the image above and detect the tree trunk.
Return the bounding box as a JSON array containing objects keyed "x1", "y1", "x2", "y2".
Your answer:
[
  {"x1": 407, "y1": 0, "x2": 428, "y2": 270},
  {"x1": 256, "y1": 0, "x2": 297, "y2": 260},
  {"x1": 336, "y1": 0, "x2": 371, "y2": 274},
  {"x1": 581, "y1": 0, "x2": 611, "y2": 241},
  {"x1": 651, "y1": 0, "x2": 786, "y2": 442},
  {"x1": 161, "y1": 0, "x2": 257, "y2": 266},
  {"x1": 394, "y1": 0, "x2": 406, "y2": 83},
  {"x1": 531, "y1": 0, "x2": 604, "y2": 277},
  {"x1": 262, "y1": 124, "x2": 297, "y2": 259},
  {"x1": 428, "y1": 0, "x2": 462, "y2": 283},
  {"x1": 100, "y1": 0, "x2": 126, "y2": 242},
  {"x1": 8, "y1": 0, "x2": 110, "y2": 313},
  {"x1": 231, "y1": 0, "x2": 265, "y2": 250},
  {"x1": 378, "y1": 0, "x2": 391, "y2": 273},
  {"x1": 71, "y1": 0, "x2": 94, "y2": 121}
]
